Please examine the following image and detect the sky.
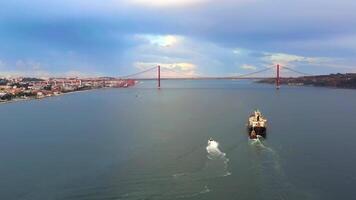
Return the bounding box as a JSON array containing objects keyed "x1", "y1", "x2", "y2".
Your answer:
[{"x1": 0, "y1": 0, "x2": 356, "y2": 77}]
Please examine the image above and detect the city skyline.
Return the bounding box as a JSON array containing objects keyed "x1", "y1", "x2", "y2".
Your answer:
[{"x1": 0, "y1": 0, "x2": 356, "y2": 77}]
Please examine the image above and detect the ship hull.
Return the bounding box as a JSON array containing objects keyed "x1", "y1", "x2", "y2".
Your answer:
[{"x1": 247, "y1": 126, "x2": 267, "y2": 139}]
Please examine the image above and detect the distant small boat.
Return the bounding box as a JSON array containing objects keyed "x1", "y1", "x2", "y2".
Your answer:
[{"x1": 247, "y1": 110, "x2": 267, "y2": 139}]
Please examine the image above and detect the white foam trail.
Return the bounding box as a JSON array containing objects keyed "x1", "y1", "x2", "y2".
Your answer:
[
  {"x1": 249, "y1": 138, "x2": 262, "y2": 145},
  {"x1": 249, "y1": 137, "x2": 274, "y2": 153},
  {"x1": 206, "y1": 139, "x2": 231, "y2": 176},
  {"x1": 206, "y1": 140, "x2": 226, "y2": 159},
  {"x1": 200, "y1": 185, "x2": 210, "y2": 194}
]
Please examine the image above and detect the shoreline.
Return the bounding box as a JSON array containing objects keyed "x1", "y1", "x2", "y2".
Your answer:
[
  {"x1": 0, "y1": 87, "x2": 109, "y2": 105},
  {"x1": 256, "y1": 81, "x2": 356, "y2": 91},
  {"x1": 2, "y1": 80, "x2": 355, "y2": 106},
  {"x1": 257, "y1": 73, "x2": 356, "y2": 90}
]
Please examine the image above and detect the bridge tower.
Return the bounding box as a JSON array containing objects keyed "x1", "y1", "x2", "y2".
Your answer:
[
  {"x1": 158, "y1": 65, "x2": 161, "y2": 88},
  {"x1": 276, "y1": 64, "x2": 280, "y2": 89}
]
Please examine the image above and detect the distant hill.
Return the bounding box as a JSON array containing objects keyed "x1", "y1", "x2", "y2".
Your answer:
[
  {"x1": 258, "y1": 73, "x2": 356, "y2": 89},
  {"x1": 21, "y1": 77, "x2": 45, "y2": 82}
]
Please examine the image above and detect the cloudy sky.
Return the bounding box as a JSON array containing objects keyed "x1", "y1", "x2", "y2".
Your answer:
[{"x1": 0, "y1": 0, "x2": 355, "y2": 77}]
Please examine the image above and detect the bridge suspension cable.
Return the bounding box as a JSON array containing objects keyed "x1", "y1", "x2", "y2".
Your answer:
[
  {"x1": 282, "y1": 66, "x2": 313, "y2": 76},
  {"x1": 161, "y1": 65, "x2": 275, "y2": 79},
  {"x1": 229, "y1": 66, "x2": 274, "y2": 78},
  {"x1": 119, "y1": 65, "x2": 277, "y2": 80},
  {"x1": 118, "y1": 66, "x2": 157, "y2": 79},
  {"x1": 116, "y1": 64, "x2": 313, "y2": 89},
  {"x1": 159, "y1": 66, "x2": 208, "y2": 79}
]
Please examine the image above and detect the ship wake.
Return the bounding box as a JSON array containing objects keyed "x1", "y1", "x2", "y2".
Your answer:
[
  {"x1": 206, "y1": 140, "x2": 226, "y2": 159},
  {"x1": 249, "y1": 137, "x2": 274, "y2": 153},
  {"x1": 169, "y1": 139, "x2": 230, "y2": 199},
  {"x1": 205, "y1": 139, "x2": 231, "y2": 177},
  {"x1": 248, "y1": 138, "x2": 303, "y2": 199}
]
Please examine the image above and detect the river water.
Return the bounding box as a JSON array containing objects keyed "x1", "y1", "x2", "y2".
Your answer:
[{"x1": 1, "y1": 80, "x2": 356, "y2": 200}]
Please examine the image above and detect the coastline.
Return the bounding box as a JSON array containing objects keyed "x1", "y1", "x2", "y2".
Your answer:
[
  {"x1": 257, "y1": 73, "x2": 356, "y2": 90},
  {"x1": 256, "y1": 81, "x2": 356, "y2": 90},
  {"x1": 0, "y1": 87, "x2": 109, "y2": 105}
]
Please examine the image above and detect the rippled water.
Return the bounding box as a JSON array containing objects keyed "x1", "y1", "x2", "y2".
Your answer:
[{"x1": 0, "y1": 80, "x2": 356, "y2": 200}]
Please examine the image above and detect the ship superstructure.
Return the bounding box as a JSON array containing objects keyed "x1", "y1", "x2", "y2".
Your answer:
[{"x1": 247, "y1": 110, "x2": 267, "y2": 139}]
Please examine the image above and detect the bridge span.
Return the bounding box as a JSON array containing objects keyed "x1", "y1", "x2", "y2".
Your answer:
[{"x1": 118, "y1": 64, "x2": 311, "y2": 89}]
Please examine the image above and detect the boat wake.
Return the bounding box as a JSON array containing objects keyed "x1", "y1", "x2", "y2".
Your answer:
[
  {"x1": 205, "y1": 139, "x2": 231, "y2": 177},
  {"x1": 173, "y1": 139, "x2": 231, "y2": 179},
  {"x1": 248, "y1": 137, "x2": 303, "y2": 199},
  {"x1": 249, "y1": 137, "x2": 279, "y2": 171},
  {"x1": 249, "y1": 136, "x2": 274, "y2": 152},
  {"x1": 206, "y1": 140, "x2": 226, "y2": 159},
  {"x1": 165, "y1": 139, "x2": 231, "y2": 199}
]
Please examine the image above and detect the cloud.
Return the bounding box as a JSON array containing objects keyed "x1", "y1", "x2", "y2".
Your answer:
[
  {"x1": 1, "y1": 0, "x2": 356, "y2": 76},
  {"x1": 134, "y1": 62, "x2": 196, "y2": 78},
  {"x1": 0, "y1": 69, "x2": 103, "y2": 78},
  {"x1": 256, "y1": 51, "x2": 356, "y2": 76},
  {"x1": 136, "y1": 34, "x2": 180, "y2": 47},
  {"x1": 0, "y1": 58, "x2": 105, "y2": 78},
  {"x1": 262, "y1": 53, "x2": 326, "y2": 67},
  {"x1": 241, "y1": 64, "x2": 257, "y2": 70},
  {"x1": 0, "y1": 70, "x2": 51, "y2": 78},
  {"x1": 135, "y1": 62, "x2": 196, "y2": 71},
  {"x1": 0, "y1": 59, "x2": 48, "y2": 77}
]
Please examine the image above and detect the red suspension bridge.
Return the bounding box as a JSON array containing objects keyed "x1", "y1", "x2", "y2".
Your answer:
[{"x1": 118, "y1": 64, "x2": 312, "y2": 89}]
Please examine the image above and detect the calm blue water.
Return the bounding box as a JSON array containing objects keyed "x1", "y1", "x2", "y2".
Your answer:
[{"x1": 1, "y1": 80, "x2": 356, "y2": 200}]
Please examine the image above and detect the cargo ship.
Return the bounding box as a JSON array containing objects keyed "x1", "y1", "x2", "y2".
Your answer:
[{"x1": 247, "y1": 110, "x2": 267, "y2": 139}]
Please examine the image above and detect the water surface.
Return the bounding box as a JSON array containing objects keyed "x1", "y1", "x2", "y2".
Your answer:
[{"x1": 1, "y1": 80, "x2": 355, "y2": 200}]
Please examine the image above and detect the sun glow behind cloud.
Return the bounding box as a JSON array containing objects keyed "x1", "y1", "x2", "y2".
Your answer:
[
  {"x1": 1, "y1": 0, "x2": 355, "y2": 76},
  {"x1": 134, "y1": 62, "x2": 197, "y2": 78},
  {"x1": 140, "y1": 35, "x2": 179, "y2": 47}
]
